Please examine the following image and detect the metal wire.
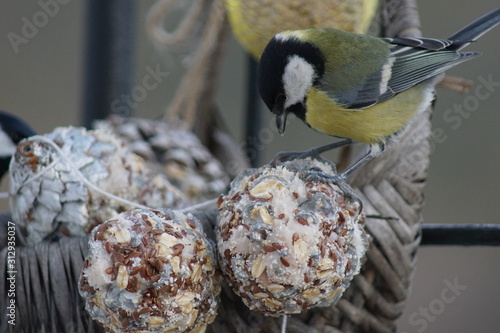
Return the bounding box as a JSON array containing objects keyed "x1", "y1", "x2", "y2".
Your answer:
[{"x1": 421, "y1": 224, "x2": 500, "y2": 246}]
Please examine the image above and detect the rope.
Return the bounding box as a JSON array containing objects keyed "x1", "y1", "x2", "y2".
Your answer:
[
  {"x1": 146, "y1": 0, "x2": 228, "y2": 135},
  {"x1": 11, "y1": 136, "x2": 152, "y2": 211},
  {"x1": 164, "y1": 0, "x2": 225, "y2": 126},
  {"x1": 145, "y1": 0, "x2": 208, "y2": 47},
  {"x1": 9, "y1": 154, "x2": 62, "y2": 194},
  {"x1": 9, "y1": 134, "x2": 217, "y2": 217},
  {"x1": 178, "y1": 197, "x2": 218, "y2": 213}
]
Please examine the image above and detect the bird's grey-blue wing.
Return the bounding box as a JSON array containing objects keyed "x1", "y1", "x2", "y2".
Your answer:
[{"x1": 320, "y1": 37, "x2": 479, "y2": 110}]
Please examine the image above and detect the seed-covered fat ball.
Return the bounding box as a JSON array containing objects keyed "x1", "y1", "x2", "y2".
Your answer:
[
  {"x1": 79, "y1": 209, "x2": 221, "y2": 332},
  {"x1": 216, "y1": 158, "x2": 368, "y2": 316}
]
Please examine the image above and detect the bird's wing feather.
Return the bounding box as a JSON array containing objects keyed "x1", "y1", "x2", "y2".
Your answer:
[
  {"x1": 322, "y1": 37, "x2": 479, "y2": 110},
  {"x1": 383, "y1": 40, "x2": 480, "y2": 96},
  {"x1": 382, "y1": 37, "x2": 455, "y2": 50}
]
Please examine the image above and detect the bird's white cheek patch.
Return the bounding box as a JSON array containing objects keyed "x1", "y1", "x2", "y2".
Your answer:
[
  {"x1": 0, "y1": 129, "x2": 17, "y2": 156},
  {"x1": 282, "y1": 55, "x2": 315, "y2": 109}
]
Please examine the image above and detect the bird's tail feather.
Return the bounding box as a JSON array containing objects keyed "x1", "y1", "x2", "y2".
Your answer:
[{"x1": 448, "y1": 7, "x2": 500, "y2": 49}]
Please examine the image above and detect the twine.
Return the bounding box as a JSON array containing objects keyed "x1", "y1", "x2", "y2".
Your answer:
[
  {"x1": 164, "y1": 0, "x2": 228, "y2": 129},
  {"x1": 146, "y1": 0, "x2": 209, "y2": 47},
  {"x1": 10, "y1": 135, "x2": 152, "y2": 211},
  {"x1": 8, "y1": 135, "x2": 218, "y2": 216},
  {"x1": 178, "y1": 197, "x2": 218, "y2": 213},
  {"x1": 146, "y1": 0, "x2": 229, "y2": 139}
]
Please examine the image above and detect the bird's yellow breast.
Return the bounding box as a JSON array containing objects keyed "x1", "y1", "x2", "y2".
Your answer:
[
  {"x1": 225, "y1": 0, "x2": 378, "y2": 59},
  {"x1": 305, "y1": 83, "x2": 433, "y2": 144}
]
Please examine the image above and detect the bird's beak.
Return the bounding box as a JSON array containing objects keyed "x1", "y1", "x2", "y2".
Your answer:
[
  {"x1": 271, "y1": 93, "x2": 287, "y2": 135},
  {"x1": 274, "y1": 110, "x2": 287, "y2": 135}
]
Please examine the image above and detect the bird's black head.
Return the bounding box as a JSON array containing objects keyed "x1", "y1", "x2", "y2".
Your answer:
[
  {"x1": 0, "y1": 111, "x2": 36, "y2": 179},
  {"x1": 258, "y1": 33, "x2": 325, "y2": 135}
]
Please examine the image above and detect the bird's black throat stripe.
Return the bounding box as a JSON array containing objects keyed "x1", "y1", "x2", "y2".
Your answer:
[{"x1": 288, "y1": 100, "x2": 307, "y2": 121}]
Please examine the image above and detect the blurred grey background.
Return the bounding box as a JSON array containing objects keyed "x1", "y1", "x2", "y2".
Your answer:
[{"x1": 0, "y1": 1, "x2": 499, "y2": 332}]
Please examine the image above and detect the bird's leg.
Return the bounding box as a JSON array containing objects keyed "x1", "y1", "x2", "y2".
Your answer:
[
  {"x1": 300, "y1": 167, "x2": 363, "y2": 209},
  {"x1": 300, "y1": 143, "x2": 384, "y2": 182},
  {"x1": 331, "y1": 143, "x2": 385, "y2": 182},
  {"x1": 300, "y1": 143, "x2": 385, "y2": 208},
  {"x1": 270, "y1": 139, "x2": 354, "y2": 166}
]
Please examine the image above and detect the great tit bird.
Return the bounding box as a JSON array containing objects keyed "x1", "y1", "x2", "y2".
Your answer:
[
  {"x1": 258, "y1": 8, "x2": 500, "y2": 179},
  {"x1": 225, "y1": 0, "x2": 378, "y2": 59},
  {"x1": 0, "y1": 111, "x2": 36, "y2": 180}
]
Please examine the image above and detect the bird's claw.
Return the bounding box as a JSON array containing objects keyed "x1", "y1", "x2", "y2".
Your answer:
[
  {"x1": 300, "y1": 169, "x2": 362, "y2": 211},
  {"x1": 270, "y1": 150, "x2": 310, "y2": 167}
]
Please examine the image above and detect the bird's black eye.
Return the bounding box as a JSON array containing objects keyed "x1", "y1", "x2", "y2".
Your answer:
[{"x1": 275, "y1": 93, "x2": 286, "y2": 103}]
